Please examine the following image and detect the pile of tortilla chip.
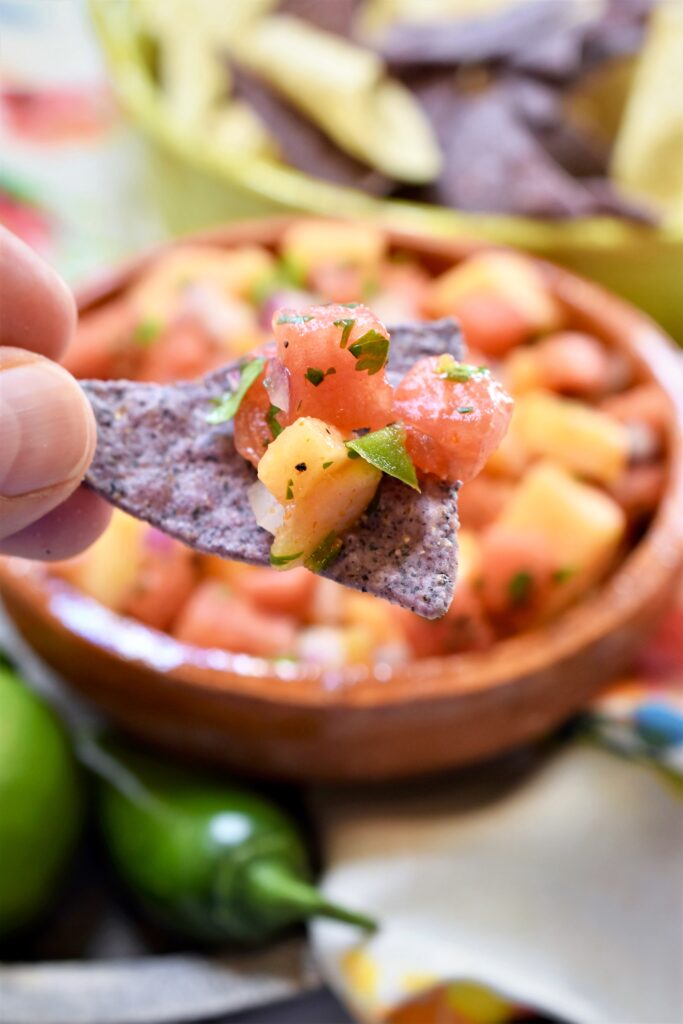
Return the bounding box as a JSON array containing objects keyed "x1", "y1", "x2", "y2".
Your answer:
[{"x1": 130, "y1": 0, "x2": 681, "y2": 224}]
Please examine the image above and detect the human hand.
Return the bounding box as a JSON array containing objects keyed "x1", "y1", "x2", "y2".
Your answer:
[{"x1": 0, "y1": 227, "x2": 111, "y2": 559}]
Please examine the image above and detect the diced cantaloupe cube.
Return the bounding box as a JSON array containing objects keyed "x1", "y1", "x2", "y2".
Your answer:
[
  {"x1": 429, "y1": 251, "x2": 561, "y2": 327},
  {"x1": 258, "y1": 417, "x2": 381, "y2": 569},
  {"x1": 484, "y1": 406, "x2": 531, "y2": 478},
  {"x1": 280, "y1": 220, "x2": 386, "y2": 276},
  {"x1": 343, "y1": 591, "x2": 401, "y2": 645},
  {"x1": 130, "y1": 245, "x2": 275, "y2": 323},
  {"x1": 513, "y1": 390, "x2": 629, "y2": 484},
  {"x1": 504, "y1": 347, "x2": 544, "y2": 395},
  {"x1": 53, "y1": 509, "x2": 143, "y2": 609},
  {"x1": 257, "y1": 417, "x2": 352, "y2": 505},
  {"x1": 497, "y1": 461, "x2": 625, "y2": 590},
  {"x1": 423, "y1": 251, "x2": 563, "y2": 350},
  {"x1": 456, "y1": 529, "x2": 482, "y2": 588}
]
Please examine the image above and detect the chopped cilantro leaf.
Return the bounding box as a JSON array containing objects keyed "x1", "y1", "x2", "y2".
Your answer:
[
  {"x1": 322, "y1": 461, "x2": 333, "y2": 469},
  {"x1": 269, "y1": 550, "x2": 303, "y2": 567},
  {"x1": 508, "y1": 571, "x2": 534, "y2": 605},
  {"x1": 458, "y1": 406, "x2": 475, "y2": 414},
  {"x1": 435, "y1": 354, "x2": 489, "y2": 383},
  {"x1": 266, "y1": 404, "x2": 283, "y2": 439},
  {"x1": 347, "y1": 449, "x2": 361, "y2": 459},
  {"x1": 305, "y1": 367, "x2": 325, "y2": 386},
  {"x1": 348, "y1": 329, "x2": 389, "y2": 376},
  {"x1": 285, "y1": 478, "x2": 294, "y2": 501},
  {"x1": 343, "y1": 302, "x2": 360, "y2": 308},
  {"x1": 325, "y1": 366, "x2": 336, "y2": 376},
  {"x1": 333, "y1": 317, "x2": 355, "y2": 348},
  {"x1": 305, "y1": 532, "x2": 343, "y2": 573},
  {"x1": 276, "y1": 313, "x2": 314, "y2": 324},
  {"x1": 206, "y1": 357, "x2": 265, "y2": 425},
  {"x1": 346, "y1": 423, "x2": 420, "y2": 491},
  {"x1": 133, "y1": 318, "x2": 162, "y2": 346},
  {"x1": 552, "y1": 566, "x2": 575, "y2": 584}
]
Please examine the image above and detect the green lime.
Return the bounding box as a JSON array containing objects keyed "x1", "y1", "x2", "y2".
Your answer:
[{"x1": 0, "y1": 660, "x2": 82, "y2": 936}]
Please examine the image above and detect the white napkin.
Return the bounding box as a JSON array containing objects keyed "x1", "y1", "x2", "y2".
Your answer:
[{"x1": 311, "y1": 745, "x2": 683, "y2": 1024}]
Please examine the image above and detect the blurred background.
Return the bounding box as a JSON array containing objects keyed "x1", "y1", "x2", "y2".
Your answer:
[{"x1": 1, "y1": 3, "x2": 682, "y2": 1024}]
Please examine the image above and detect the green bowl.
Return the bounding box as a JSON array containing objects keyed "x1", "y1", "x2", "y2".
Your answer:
[{"x1": 92, "y1": 0, "x2": 683, "y2": 342}]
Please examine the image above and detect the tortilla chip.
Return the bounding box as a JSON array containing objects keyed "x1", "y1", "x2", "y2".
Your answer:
[
  {"x1": 375, "y1": 1, "x2": 571, "y2": 69},
  {"x1": 231, "y1": 62, "x2": 391, "y2": 194},
  {"x1": 505, "y1": 77, "x2": 609, "y2": 178},
  {"x1": 279, "y1": 0, "x2": 358, "y2": 38},
  {"x1": 82, "y1": 319, "x2": 462, "y2": 618},
  {"x1": 414, "y1": 78, "x2": 597, "y2": 217},
  {"x1": 509, "y1": 21, "x2": 585, "y2": 81}
]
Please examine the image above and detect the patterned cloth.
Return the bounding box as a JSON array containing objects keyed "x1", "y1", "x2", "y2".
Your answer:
[
  {"x1": 334, "y1": 601, "x2": 683, "y2": 1024},
  {"x1": 0, "y1": 0, "x2": 166, "y2": 281}
]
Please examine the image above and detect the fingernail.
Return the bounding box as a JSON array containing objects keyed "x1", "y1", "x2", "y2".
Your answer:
[{"x1": 0, "y1": 360, "x2": 94, "y2": 497}]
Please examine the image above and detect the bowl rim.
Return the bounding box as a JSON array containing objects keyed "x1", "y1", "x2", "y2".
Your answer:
[{"x1": 2, "y1": 218, "x2": 682, "y2": 712}]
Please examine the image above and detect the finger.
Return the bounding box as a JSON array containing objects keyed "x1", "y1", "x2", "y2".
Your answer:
[
  {"x1": 0, "y1": 348, "x2": 97, "y2": 538},
  {"x1": 0, "y1": 225, "x2": 77, "y2": 360},
  {"x1": 0, "y1": 486, "x2": 112, "y2": 560}
]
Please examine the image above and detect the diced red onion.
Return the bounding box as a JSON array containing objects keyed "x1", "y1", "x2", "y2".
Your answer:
[
  {"x1": 626, "y1": 421, "x2": 660, "y2": 463},
  {"x1": 296, "y1": 627, "x2": 346, "y2": 667},
  {"x1": 248, "y1": 480, "x2": 284, "y2": 535},
  {"x1": 264, "y1": 357, "x2": 290, "y2": 416},
  {"x1": 259, "y1": 289, "x2": 313, "y2": 329},
  {"x1": 144, "y1": 527, "x2": 175, "y2": 554},
  {"x1": 180, "y1": 283, "x2": 253, "y2": 341}
]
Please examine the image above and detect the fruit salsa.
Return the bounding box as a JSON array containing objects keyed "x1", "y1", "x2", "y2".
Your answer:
[
  {"x1": 224, "y1": 302, "x2": 512, "y2": 573},
  {"x1": 53, "y1": 222, "x2": 668, "y2": 666}
]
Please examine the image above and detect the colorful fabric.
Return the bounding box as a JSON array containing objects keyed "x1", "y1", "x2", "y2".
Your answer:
[{"x1": 0, "y1": 0, "x2": 166, "y2": 281}]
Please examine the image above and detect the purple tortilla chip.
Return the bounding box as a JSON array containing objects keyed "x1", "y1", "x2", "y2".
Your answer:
[
  {"x1": 581, "y1": 178, "x2": 656, "y2": 225},
  {"x1": 374, "y1": 1, "x2": 573, "y2": 69},
  {"x1": 230, "y1": 62, "x2": 391, "y2": 196},
  {"x1": 82, "y1": 320, "x2": 462, "y2": 619},
  {"x1": 413, "y1": 78, "x2": 598, "y2": 218},
  {"x1": 504, "y1": 77, "x2": 609, "y2": 178},
  {"x1": 278, "y1": 0, "x2": 359, "y2": 38},
  {"x1": 583, "y1": 0, "x2": 654, "y2": 70},
  {"x1": 509, "y1": 24, "x2": 586, "y2": 82}
]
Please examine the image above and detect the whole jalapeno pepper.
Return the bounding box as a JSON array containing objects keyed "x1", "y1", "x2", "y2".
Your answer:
[
  {"x1": 0, "y1": 657, "x2": 82, "y2": 937},
  {"x1": 82, "y1": 735, "x2": 376, "y2": 945}
]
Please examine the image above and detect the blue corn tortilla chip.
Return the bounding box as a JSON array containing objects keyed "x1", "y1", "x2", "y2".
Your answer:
[
  {"x1": 230, "y1": 62, "x2": 391, "y2": 195},
  {"x1": 278, "y1": 0, "x2": 359, "y2": 38},
  {"x1": 413, "y1": 77, "x2": 598, "y2": 218},
  {"x1": 374, "y1": 1, "x2": 573, "y2": 70},
  {"x1": 410, "y1": 76, "x2": 654, "y2": 221},
  {"x1": 504, "y1": 77, "x2": 609, "y2": 178},
  {"x1": 82, "y1": 319, "x2": 463, "y2": 619},
  {"x1": 375, "y1": 0, "x2": 651, "y2": 78}
]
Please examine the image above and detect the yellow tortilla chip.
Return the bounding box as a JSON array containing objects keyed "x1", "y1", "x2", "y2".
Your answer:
[
  {"x1": 611, "y1": 3, "x2": 683, "y2": 224},
  {"x1": 231, "y1": 14, "x2": 441, "y2": 183}
]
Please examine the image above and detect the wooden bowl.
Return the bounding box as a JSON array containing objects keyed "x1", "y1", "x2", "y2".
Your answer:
[{"x1": 1, "y1": 220, "x2": 682, "y2": 781}]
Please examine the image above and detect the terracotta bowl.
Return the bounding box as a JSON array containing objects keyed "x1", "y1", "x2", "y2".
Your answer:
[{"x1": 1, "y1": 220, "x2": 682, "y2": 781}]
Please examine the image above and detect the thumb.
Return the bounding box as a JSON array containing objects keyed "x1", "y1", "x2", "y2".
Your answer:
[{"x1": 0, "y1": 348, "x2": 97, "y2": 540}]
